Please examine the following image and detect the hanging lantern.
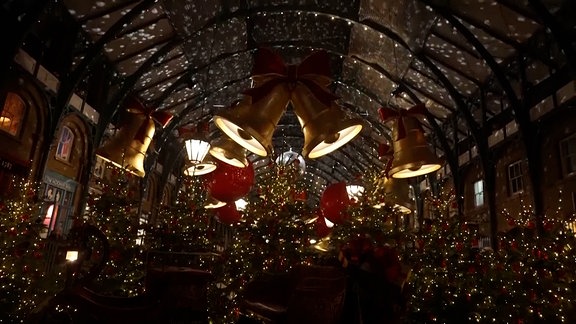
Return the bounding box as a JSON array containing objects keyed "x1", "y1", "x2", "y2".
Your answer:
[
  {"x1": 379, "y1": 105, "x2": 441, "y2": 179},
  {"x1": 181, "y1": 123, "x2": 216, "y2": 176},
  {"x1": 209, "y1": 135, "x2": 248, "y2": 168},
  {"x1": 96, "y1": 100, "x2": 159, "y2": 178},
  {"x1": 291, "y1": 84, "x2": 363, "y2": 159}
]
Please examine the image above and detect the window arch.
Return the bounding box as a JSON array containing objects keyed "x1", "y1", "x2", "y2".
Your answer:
[
  {"x1": 0, "y1": 92, "x2": 26, "y2": 136},
  {"x1": 56, "y1": 126, "x2": 74, "y2": 162}
]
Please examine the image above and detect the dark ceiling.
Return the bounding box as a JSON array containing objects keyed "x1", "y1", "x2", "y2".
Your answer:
[{"x1": 61, "y1": 0, "x2": 574, "y2": 198}]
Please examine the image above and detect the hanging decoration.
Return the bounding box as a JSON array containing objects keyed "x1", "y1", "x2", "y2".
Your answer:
[
  {"x1": 320, "y1": 182, "x2": 351, "y2": 224},
  {"x1": 180, "y1": 122, "x2": 216, "y2": 176},
  {"x1": 214, "y1": 203, "x2": 242, "y2": 225},
  {"x1": 213, "y1": 48, "x2": 363, "y2": 158},
  {"x1": 96, "y1": 98, "x2": 172, "y2": 177},
  {"x1": 379, "y1": 104, "x2": 441, "y2": 178},
  {"x1": 204, "y1": 159, "x2": 254, "y2": 202}
]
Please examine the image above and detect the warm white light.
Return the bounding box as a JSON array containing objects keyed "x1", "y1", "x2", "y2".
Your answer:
[
  {"x1": 214, "y1": 117, "x2": 268, "y2": 156},
  {"x1": 65, "y1": 250, "x2": 78, "y2": 262},
  {"x1": 235, "y1": 199, "x2": 248, "y2": 211},
  {"x1": 307, "y1": 124, "x2": 363, "y2": 159},
  {"x1": 324, "y1": 217, "x2": 334, "y2": 228},
  {"x1": 205, "y1": 198, "x2": 226, "y2": 209},
  {"x1": 309, "y1": 239, "x2": 317, "y2": 244},
  {"x1": 346, "y1": 185, "x2": 364, "y2": 200},
  {"x1": 184, "y1": 162, "x2": 216, "y2": 176},
  {"x1": 185, "y1": 139, "x2": 210, "y2": 163},
  {"x1": 391, "y1": 163, "x2": 441, "y2": 178}
]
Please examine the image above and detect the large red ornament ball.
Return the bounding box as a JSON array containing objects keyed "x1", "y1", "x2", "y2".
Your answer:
[
  {"x1": 215, "y1": 203, "x2": 242, "y2": 225},
  {"x1": 204, "y1": 159, "x2": 254, "y2": 202},
  {"x1": 320, "y1": 182, "x2": 351, "y2": 224},
  {"x1": 315, "y1": 212, "x2": 332, "y2": 238}
]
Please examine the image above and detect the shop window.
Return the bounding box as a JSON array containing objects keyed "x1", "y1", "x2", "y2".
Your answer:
[
  {"x1": 560, "y1": 134, "x2": 576, "y2": 176},
  {"x1": 40, "y1": 185, "x2": 74, "y2": 238},
  {"x1": 473, "y1": 180, "x2": 484, "y2": 207},
  {"x1": 0, "y1": 92, "x2": 26, "y2": 136},
  {"x1": 55, "y1": 126, "x2": 74, "y2": 162},
  {"x1": 508, "y1": 160, "x2": 524, "y2": 195}
]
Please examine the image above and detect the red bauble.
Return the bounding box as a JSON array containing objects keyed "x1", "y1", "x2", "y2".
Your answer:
[
  {"x1": 320, "y1": 182, "x2": 350, "y2": 224},
  {"x1": 315, "y1": 213, "x2": 332, "y2": 238},
  {"x1": 204, "y1": 160, "x2": 254, "y2": 202},
  {"x1": 215, "y1": 203, "x2": 242, "y2": 225}
]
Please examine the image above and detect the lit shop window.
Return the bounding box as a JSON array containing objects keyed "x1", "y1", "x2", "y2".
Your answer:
[{"x1": 0, "y1": 92, "x2": 25, "y2": 136}]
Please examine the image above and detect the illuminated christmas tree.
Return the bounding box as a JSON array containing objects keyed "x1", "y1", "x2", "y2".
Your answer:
[
  {"x1": 208, "y1": 160, "x2": 319, "y2": 322},
  {"x1": 0, "y1": 180, "x2": 63, "y2": 321},
  {"x1": 83, "y1": 170, "x2": 145, "y2": 297},
  {"x1": 150, "y1": 176, "x2": 216, "y2": 252},
  {"x1": 404, "y1": 192, "x2": 576, "y2": 323}
]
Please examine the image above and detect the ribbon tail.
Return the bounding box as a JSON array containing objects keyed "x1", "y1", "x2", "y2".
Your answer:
[
  {"x1": 151, "y1": 111, "x2": 173, "y2": 128},
  {"x1": 395, "y1": 118, "x2": 407, "y2": 141}
]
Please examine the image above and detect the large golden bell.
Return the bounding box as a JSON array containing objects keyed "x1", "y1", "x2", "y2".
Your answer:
[
  {"x1": 96, "y1": 113, "x2": 154, "y2": 178},
  {"x1": 383, "y1": 177, "x2": 414, "y2": 214},
  {"x1": 291, "y1": 84, "x2": 363, "y2": 159},
  {"x1": 213, "y1": 83, "x2": 291, "y2": 157},
  {"x1": 209, "y1": 135, "x2": 248, "y2": 168},
  {"x1": 389, "y1": 116, "x2": 441, "y2": 178}
]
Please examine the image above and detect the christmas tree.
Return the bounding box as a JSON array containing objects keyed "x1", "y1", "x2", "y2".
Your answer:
[
  {"x1": 208, "y1": 160, "x2": 320, "y2": 322},
  {"x1": 83, "y1": 170, "x2": 145, "y2": 297},
  {"x1": 404, "y1": 192, "x2": 576, "y2": 323},
  {"x1": 0, "y1": 180, "x2": 64, "y2": 321}
]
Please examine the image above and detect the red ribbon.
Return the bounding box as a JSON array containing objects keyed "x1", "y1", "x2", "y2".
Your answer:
[
  {"x1": 126, "y1": 98, "x2": 173, "y2": 143},
  {"x1": 177, "y1": 122, "x2": 210, "y2": 139},
  {"x1": 243, "y1": 48, "x2": 339, "y2": 107},
  {"x1": 378, "y1": 103, "x2": 428, "y2": 140}
]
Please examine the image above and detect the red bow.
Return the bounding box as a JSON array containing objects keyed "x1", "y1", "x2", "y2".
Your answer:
[
  {"x1": 243, "y1": 48, "x2": 339, "y2": 107},
  {"x1": 126, "y1": 98, "x2": 173, "y2": 143},
  {"x1": 177, "y1": 122, "x2": 210, "y2": 139},
  {"x1": 378, "y1": 103, "x2": 428, "y2": 140}
]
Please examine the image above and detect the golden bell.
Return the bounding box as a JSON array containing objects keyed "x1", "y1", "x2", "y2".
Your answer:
[
  {"x1": 96, "y1": 113, "x2": 154, "y2": 178},
  {"x1": 213, "y1": 83, "x2": 291, "y2": 157},
  {"x1": 209, "y1": 135, "x2": 248, "y2": 168},
  {"x1": 383, "y1": 177, "x2": 414, "y2": 214},
  {"x1": 291, "y1": 84, "x2": 363, "y2": 159},
  {"x1": 389, "y1": 116, "x2": 441, "y2": 178}
]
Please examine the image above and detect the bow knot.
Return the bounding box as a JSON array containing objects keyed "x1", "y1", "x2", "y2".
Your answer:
[
  {"x1": 243, "y1": 48, "x2": 339, "y2": 107},
  {"x1": 126, "y1": 98, "x2": 173, "y2": 143}
]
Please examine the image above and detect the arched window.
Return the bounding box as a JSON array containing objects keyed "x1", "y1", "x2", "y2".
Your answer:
[
  {"x1": 56, "y1": 126, "x2": 74, "y2": 162},
  {"x1": 0, "y1": 92, "x2": 26, "y2": 136}
]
